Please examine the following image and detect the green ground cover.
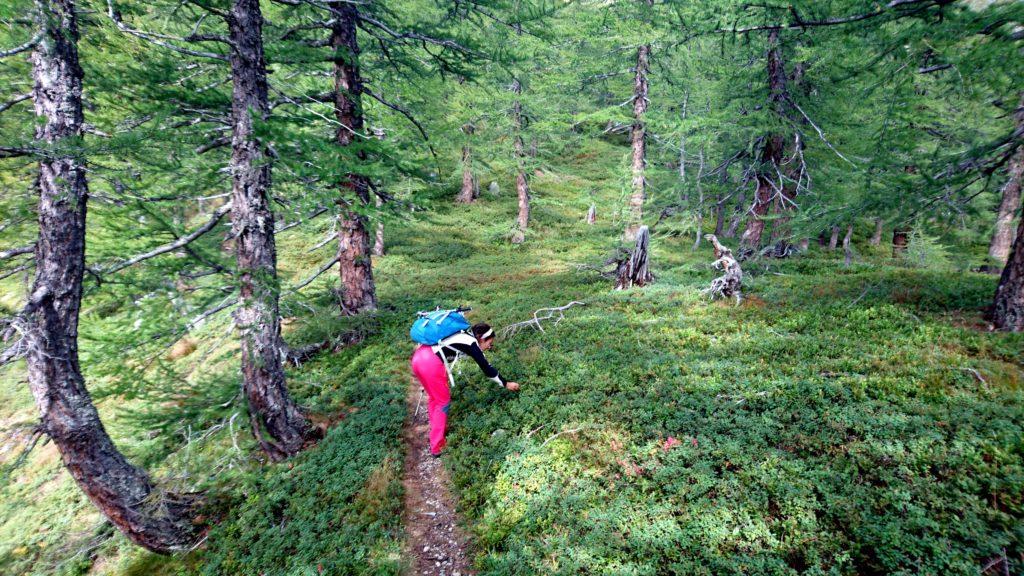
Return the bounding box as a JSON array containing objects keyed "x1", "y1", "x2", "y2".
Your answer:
[{"x1": 1, "y1": 139, "x2": 1021, "y2": 575}]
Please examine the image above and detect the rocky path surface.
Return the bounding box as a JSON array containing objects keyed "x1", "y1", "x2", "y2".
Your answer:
[{"x1": 402, "y1": 381, "x2": 475, "y2": 576}]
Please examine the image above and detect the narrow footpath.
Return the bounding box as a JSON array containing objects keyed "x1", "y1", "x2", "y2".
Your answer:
[{"x1": 402, "y1": 379, "x2": 475, "y2": 576}]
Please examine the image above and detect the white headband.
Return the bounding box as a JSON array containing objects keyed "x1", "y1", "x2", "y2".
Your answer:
[{"x1": 479, "y1": 328, "x2": 494, "y2": 340}]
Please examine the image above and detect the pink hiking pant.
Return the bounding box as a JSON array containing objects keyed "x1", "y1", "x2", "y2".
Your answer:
[{"x1": 410, "y1": 345, "x2": 450, "y2": 455}]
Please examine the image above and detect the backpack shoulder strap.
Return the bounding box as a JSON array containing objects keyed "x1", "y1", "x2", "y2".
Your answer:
[{"x1": 431, "y1": 331, "x2": 475, "y2": 389}]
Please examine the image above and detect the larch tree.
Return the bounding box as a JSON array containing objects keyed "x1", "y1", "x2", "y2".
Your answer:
[
  {"x1": 740, "y1": 29, "x2": 791, "y2": 252},
  {"x1": 329, "y1": 1, "x2": 377, "y2": 315},
  {"x1": 510, "y1": 76, "x2": 530, "y2": 244},
  {"x1": 623, "y1": 42, "x2": 650, "y2": 241},
  {"x1": 226, "y1": 0, "x2": 319, "y2": 459},
  {"x1": 13, "y1": 0, "x2": 198, "y2": 552},
  {"x1": 457, "y1": 122, "x2": 477, "y2": 203},
  {"x1": 988, "y1": 94, "x2": 1023, "y2": 264}
]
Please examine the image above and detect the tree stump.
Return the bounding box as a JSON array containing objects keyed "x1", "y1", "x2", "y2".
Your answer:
[{"x1": 615, "y1": 225, "x2": 653, "y2": 289}]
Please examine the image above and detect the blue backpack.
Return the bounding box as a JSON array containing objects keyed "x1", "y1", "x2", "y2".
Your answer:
[{"x1": 410, "y1": 307, "x2": 472, "y2": 345}]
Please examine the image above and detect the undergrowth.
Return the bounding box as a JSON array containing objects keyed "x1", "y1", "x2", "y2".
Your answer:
[{"x1": 0, "y1": 138, "x2": 1021, "y2": 575}]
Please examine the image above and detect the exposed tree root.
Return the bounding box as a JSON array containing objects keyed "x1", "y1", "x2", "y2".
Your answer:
[{"x1": 702, "y1": 234, "x2": 743, "y2": 305}]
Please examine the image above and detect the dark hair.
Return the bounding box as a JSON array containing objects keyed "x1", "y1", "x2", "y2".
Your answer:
[{"x1": 471, "y1": 323, "x2": 494, "y2": 342}]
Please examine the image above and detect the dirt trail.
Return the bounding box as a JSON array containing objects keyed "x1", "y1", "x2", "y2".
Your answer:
[{"x1": 402, "y1": 379, "x2": 475, "y2": 576}]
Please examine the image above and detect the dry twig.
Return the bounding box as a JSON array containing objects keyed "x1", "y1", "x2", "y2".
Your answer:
[{"x1": 501, "y1": 301, "x2": 586, "y2": 339}]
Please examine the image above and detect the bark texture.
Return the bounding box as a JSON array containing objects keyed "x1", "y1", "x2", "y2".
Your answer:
[
  {"x1": 457, "y1": 145, "x2": 475, "y2": 203},
  {"x1": 331, "y1": 2, "x2": 377, "y2": 314},
  {"x1": 842, "y1": 223, "x2": 854, "y2": 266},
  {"x1": 373, "y1": 193, "x2": 385, "y2": 256},
  {"x1": 725, "y1": 188, "x2": 745, "y2": 238},
  {"x1": 892, "y1": 228, "x2": 909, "y2": 258},
  {"x1": 228, "y1": 0, "x2": 317, "y2": 460},
  {"x1": 624, "y1": 44, "x2": 650, "y2": 241},
  {"x1": 25, "y1": 0, "x2": 197, "y2": 552},
  {"x1": 457, "y1": 123, "x2": 476, "y2": 203},
  {"x1": 988, "y1": 95, "x2": 1024, "y2": 263},
  {"x1": 993, "y1": 207, "x2": 1024, "y2": 331},
  {"x1": 511, "y1": 78, "x2": 529, "y2": 244},
  {"x1": 828, "y1": 225, "x2": 840, "y2": 250},
  {"x1": 741, "y1": 30, "x2": 789, "y2": 250},
  {"x1": 616, "y1": 225, "x2": 653, "y2": 289},
  {"x1": 870, "y1": 218, "x2": 884, "y2": 246}
]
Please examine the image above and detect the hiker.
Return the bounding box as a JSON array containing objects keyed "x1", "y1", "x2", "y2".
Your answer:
[{"x1": 410, "y1": 320, "x2": 519, "y2": 457}]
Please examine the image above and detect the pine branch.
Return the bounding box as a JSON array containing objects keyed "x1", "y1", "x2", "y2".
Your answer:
[
  {"x1": 0, "y1": 30, "x2": 41, "y2": 59},
  {"x1": 0, "y1": 244, "x2": 34, "y2": 261},
  {"x1": 100, "y1": 202, "x2": 232, "y2": 275},
  {"x1": 0, "y1": 93, "x2": 31, "y2": 115},
  {"x1": 106, "y1": 0, "x2": 230, "y2": 62}
]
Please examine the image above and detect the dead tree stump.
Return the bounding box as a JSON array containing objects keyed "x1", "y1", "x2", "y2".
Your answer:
[{"x1": 615, "y1": 225, "x2": 653, "y2": 289}]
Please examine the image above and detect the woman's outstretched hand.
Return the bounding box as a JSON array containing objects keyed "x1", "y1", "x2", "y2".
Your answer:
[{"x1": 505, "y1": 381, "x2": 520, "y2": 391}]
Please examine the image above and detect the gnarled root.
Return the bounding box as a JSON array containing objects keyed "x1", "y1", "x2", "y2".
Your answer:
[{"x1": 702, "y1": 234, "x2": 743, "y2": 304}]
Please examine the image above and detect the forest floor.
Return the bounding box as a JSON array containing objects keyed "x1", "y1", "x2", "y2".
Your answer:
[
  {"x1": 401, "y1": 378, "x2": 475, "y2": 576},
  {"x1": 1, "y1": 138, "x2": 1022, "y2": 575}
]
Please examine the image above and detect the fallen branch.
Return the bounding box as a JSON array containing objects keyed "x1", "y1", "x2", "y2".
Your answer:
[
  {"x1": 540, "y1": 427, "x2": 585, "y2": 448},
  {"x1": 501, "y1": 301, "x2": 586, "y2": 339}
]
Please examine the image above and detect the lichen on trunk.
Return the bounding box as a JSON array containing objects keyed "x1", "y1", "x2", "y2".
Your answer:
[
  {"x1": 330, "y1": 1, "x2": 377, "y2": 314},
  {"x1": 511, "y1": 78, "x2": 530, "y2": 244},
  {"x1": 24, "y1": 0, "x2": 198, "y2": 552},
  {"x1": 228, "y1": 0, "x2": 318, "y2": 459},
  {"x1": 624, "y1": 44, "x2": 650, "y2": 242},
  {"x1": 992, "y1": 208, "x2": 1024, "y2": 331}
]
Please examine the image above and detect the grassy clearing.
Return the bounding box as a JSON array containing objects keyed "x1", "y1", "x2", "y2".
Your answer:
[{"x1": 0, "y1": 138, "x2": 1022, "y2": 575}]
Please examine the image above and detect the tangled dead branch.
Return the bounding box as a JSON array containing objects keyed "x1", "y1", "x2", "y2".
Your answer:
[
  {"x1": 702, "y1": 234, "x2": 743, "y2": 305},
  {"x1": 501, "y1": 301, "x2": 586, "y2": 339}
]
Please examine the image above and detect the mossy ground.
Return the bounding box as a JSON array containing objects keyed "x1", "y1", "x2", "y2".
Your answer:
[{"x1": 1, "y1": 139, "x2": 1022, "y2": 575}]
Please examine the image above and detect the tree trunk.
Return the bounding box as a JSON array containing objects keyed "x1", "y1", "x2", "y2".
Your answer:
[
  {"x1": 25, "y1": 0, "x2": 197, "y2": 552},
  {"x1": 511, "y1": 78, "x2": 529, "y2": 244},
  {"x1": 228, "y1": 0, "x2": 317, "y2": 460},
  {"x1": 457, "y1": 123, "x2": 476, "y2": 203},
  {"x1": 993, "y1": 208, "x2": 1024, "y2": 331},
  {"x1": 988, "y1": 96, "x2": 1024, "y2": 263},
  {"x1": 616, "y1": 225, "x2": 653, "y2": 289},
  {"x1": 692, "y1": 148, "x2": 705, "y2": 250},
  {"x1": 870, "y1": 218, "x2": 884, "y2": 246},
  {"x1": 330, "y1": 2, "x2": 377, "y2": 314},
  {"x1": 828, "y1": 225, "x2": 840, "y2": 250},
  {"x1": 372, "y1": 126, "x2": 385, "y2": 256},
  {"x1": 373, "y1": 193, "x2": 385, "y2": 256},
  {"x1": 725, "y1": 188, "x2": 745, "y2": 238},
  {"x1": 741, "y1": 134, "x2": 784, "y2": 250},
  {"x1": 714, "y1": 194, "x2": 727, "y2": 236},
  {"x1": 892, "y1": 228, "x2": 909, "y2": 258},
  {"x1": 624, "y1": 44, "x2": 650, "y2": 241},
  {"x1": 457, "y1": 145, "x2": 475, "y2": 203},
  {"x1": 769, "y1": 63, "x2": 808, "y2": 253},
  {"x1": 741, "y1": 30, "x2": 788, "y2": 250},
  {"x1": 842, "y1": 223, "x2": 854, "y2": 266}
]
